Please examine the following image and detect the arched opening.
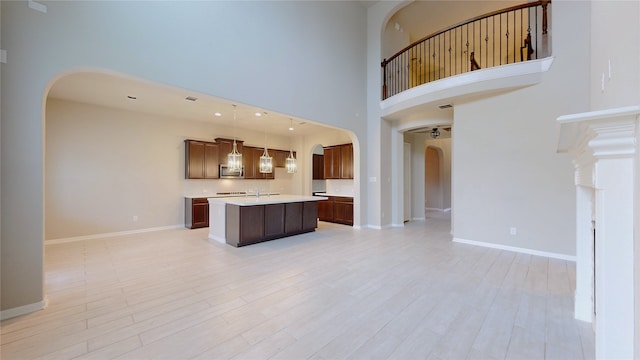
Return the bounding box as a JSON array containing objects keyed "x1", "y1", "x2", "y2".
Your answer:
[{"x1": 425, "y1": 146, "x2": 443, "y2": 214}]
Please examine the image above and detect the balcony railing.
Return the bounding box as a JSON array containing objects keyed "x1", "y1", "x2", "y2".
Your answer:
[{"x1": 381, "y1": 1, "x2": 551, "y2": 100}]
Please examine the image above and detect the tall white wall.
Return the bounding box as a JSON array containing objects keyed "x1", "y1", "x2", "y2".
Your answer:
[
  {"x1": 589, "y1": 1, "x2": 640, "y2": 110},
  {"x1": 587, "y1": 0, "x2": 640, "y2": 355},
  {"x1": 452, "y1": 1, "x2": 590, "y2": 256},
  {"x1": 1, "y1": 1, "x2": 367, "y2": 313}
]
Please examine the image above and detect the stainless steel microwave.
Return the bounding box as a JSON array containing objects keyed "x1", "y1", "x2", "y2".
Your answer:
[{"x1": 219, "y1": 164, "x2": 244, "y2": 178}]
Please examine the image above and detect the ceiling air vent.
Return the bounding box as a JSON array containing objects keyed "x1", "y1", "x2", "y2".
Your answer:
[
  {"x1": 185, "y1": 96, "x2": 198, "y2": 102},
  {"x1": 438, "y1": 104, "x2": 453, "y2": 109}
]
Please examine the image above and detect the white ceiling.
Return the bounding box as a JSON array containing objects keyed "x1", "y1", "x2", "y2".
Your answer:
[{"x1": 47, "y1": 72, "x2": 337, "y2": 138}]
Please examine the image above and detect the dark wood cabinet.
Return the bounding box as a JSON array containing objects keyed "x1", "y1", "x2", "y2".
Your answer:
[
  {"x1": 226, "y1": 201, "x2": 319, "y2": 247},
  {"x1": 313, "y1": 154, "x2": 324, "y2": 180},
  {"x1": 215, "y1": 138, "x2": 243, "y2": 167},
  {"x1": 318, "y1": 199, "x2": 334, "y2": 222},
  {"x1": 265, "y1": 203, "x2": 285, "y2": 237},
  {"x1": 323, "y1": 143, "x2": 353, "y2": 179},
  {"x1": 243, "y1": 146, "x2": 275, "y2": 180},
  {"x1": 185, "y1": 197, "x2": 209, "y2": 229},
  {"x1": 333, "y1": 196, "x2": 354, "y2": 225},
  {"x1": 204, "y1": 143, "x2": 219, "y2": 178},
  {"x1": 340, "y1": 144, "x2": 353, "y2": 179},
  {"x1": 186, "y1": 138, "x2": 290, "y2": 180},
  {"x1": 242, "y1": 146, "x2": 257, "y2": 179},
  {"x1": 323, "y1": 146, "x2": 340, "y2": 179},
  {"x1": 259, "y1": 148, "x2": 275, "y2": 179},
  {"x1": 274, "y1": 150, "x2": 287, "y2": 168},
  {"x1": 302, "y1": 201, "x2": 319, "y2": 231},
  {"x1": 185, "y1": 140, "x2": 219, "y2": 179},
  {"x1": 285, "y1": 202, "x2": 303, "y2": 233},
  {"x1": 317, "y1": 196, "x2": 353, "y2": 226}
]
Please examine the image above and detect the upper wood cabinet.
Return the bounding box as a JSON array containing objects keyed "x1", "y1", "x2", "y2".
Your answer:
[
  {"x1": 185, "y1": 138, "x2": 291, "y2": 180},
  {"x1": 323, "y1": 143, "x2": 353, "y2": 179},
  {"x1": 273, "y1": 149, "x2": 296, "y2": 168},
  {"x1": 313, "y1": 154, "x2": 324, "y2": 180},
  {"x1": 215, "y1": 138, "x2": 243, "y2": 166},
  {"x1": 185, "y1": 140, "x2": 219, "y2": 179},
  {"x1": 340, "y1": 143, "x2": 353, "y2": 179},
  {"x1": 243, "y1": 146, "x2": 274, "y2": 180},
  {"x1": 242, "y1": 145, "x2": 257, "y2": 179}
]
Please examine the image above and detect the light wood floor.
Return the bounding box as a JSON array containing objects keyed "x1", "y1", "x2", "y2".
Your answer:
[{"x1": 1, "y1": 217, "x2": 594, "y2": 359}]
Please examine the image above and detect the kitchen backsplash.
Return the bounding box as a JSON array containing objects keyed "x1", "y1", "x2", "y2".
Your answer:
[
  {"x1": 184, "y1": 168, "x2": 293, "y2": 197},
  {"x1": 325, "y1": 179, "x2": 355, "y2": 196}
]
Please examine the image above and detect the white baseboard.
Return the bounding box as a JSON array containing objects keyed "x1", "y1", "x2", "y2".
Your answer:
[
  {"x1": 45, "y1": 225, "x2": 184, "y2": 245},
  {"x1": 426, "y1": 208, "x2": 451, "y2": 212},
  {"x1": 574, "y1": 292, "x2": 593, "y2": 323},
  {"x1": 452, "y1": 237, "x2": 577, "y2": 262},
  {"x1": 208, "y1": 234, "x2": 225, "y2": 244},
  {"x1": 1, "y1": 298, "x2": 48, "y2": 320},
  {"x1": 366, "y1": 224, "x2": 394, "y2": 230},
  {"x1": 412, "y1": 217, "x2": 426, "y2": 221}
]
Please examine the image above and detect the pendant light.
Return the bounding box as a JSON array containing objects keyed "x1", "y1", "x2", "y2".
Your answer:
[
  {"x1": 286, "y1": 119, "x2": 297, "y2": 173},
  {"x1": 227, "y1": 104, "x2": 242, "y2": 171},
  {"x1": 259, "y1": 113, "x2": 273, "y2": 173}
]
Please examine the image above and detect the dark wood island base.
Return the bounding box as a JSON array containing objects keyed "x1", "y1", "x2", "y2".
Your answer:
[{"x1": 225, "y1": 201, "x2": 319, "y2": 247}]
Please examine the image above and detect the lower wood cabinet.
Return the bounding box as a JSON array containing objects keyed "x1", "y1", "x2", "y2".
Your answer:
[
  {"x1": 317, "y1": 196, "x2": 353, "y2": 226},
  {"x1": 185, "y1": 197, "x2": 209, "y2": 229},
  {"x1": 302, "y1": 202, "x2": 319, "y2": 231},
  {"x1": 318, "y1": 199, "x2": 334, "y2": 222},
  {"x1": 226, "y1": 201, "x2": 319, "y2": 247},
  {"x1": 334, "y1": 197, "x2": 354, "y2": 225},
  {"x1": 284, "y1": 202, "x2": 303, "y2": 233},
  {"x1": 265, "y1": 203, "x2": 285, "y2": 237}
]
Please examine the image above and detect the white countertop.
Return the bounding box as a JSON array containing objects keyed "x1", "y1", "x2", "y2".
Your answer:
[
  {"x1": 312, "y1": 192, "x2": 354, "y2": 198},
  {"x1": 208, "y1": 194, "x2": 328, "y2": 206},
  {"x1": 185, "y1": 193, "x2": 279, "y2": 199}
]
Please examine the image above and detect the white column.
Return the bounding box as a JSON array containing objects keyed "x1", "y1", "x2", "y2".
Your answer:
[
  {"x1": 558, "y1": 106, "x2": 639, "y2": 360},
  {"x1": 593, "y1": 157, "x2": 635, "y2": 359},
  {"x1": 574, "y1": 185, "x2": 593, "y2": 322}
]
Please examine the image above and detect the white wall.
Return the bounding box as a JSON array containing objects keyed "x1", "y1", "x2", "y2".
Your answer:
[
  {"x1": 587, "y1": 0, "x2": 640, "y2": 355},
  {"x1": 451, "y1": 0, "x2": 590, "y2": 257},
  {"x1": 383, "y1": 1, "x2": 522, "y2": 57},
  {"x1": 1, "y1": 0, "x2": 368, "y2": 313},
  {"x1": 589, "y1": 1, "x2": 640, "y2": 111}
]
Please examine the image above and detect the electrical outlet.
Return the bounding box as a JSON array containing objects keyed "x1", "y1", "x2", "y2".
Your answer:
[
  {"x1": 133, "y1": 215, "x2": 139, "y2": 222},
  {"x1": 510, "y1": 227, "x2": 517, "y2": 235}
]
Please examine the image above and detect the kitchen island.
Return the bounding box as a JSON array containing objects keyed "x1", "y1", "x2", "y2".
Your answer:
[{"x1": 208, "y1": 195, "x2": 328, "y2": 247}]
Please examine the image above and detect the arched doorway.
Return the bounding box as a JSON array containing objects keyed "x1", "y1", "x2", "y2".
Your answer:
[{"x1": 425, "y1": 146, "x2": 444, "y2": 217}]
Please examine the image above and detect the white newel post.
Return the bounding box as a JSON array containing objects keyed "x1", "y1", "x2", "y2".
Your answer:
[{"x1": 557, "y1": 106, "x2": 639, "y2": 360}]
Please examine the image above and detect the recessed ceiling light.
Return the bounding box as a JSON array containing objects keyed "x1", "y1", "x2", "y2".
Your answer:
[
  {"x1": 214, "y1": 112, "x2": 222, "y2": 117},
  {"x1": 185, "y1": 96, "x2": 198, "y2": 102},
  {"x1": 127, "y1": 95, "x2": 137, "y2": 100},
  {"x1": 255, "y1": 112, "x2": 262, "y2": 117}
]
